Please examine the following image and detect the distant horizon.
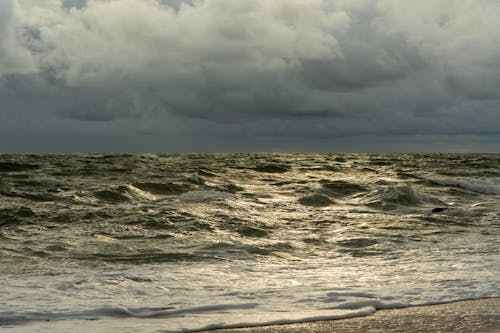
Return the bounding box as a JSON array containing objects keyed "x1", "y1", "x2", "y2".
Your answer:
[{"x1": 2, "y1": 149, "x2": 499, "y2": 155}]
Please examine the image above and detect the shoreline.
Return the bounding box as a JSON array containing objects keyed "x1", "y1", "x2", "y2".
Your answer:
[{"x1": 196, "y1": 298, "x2": 500, "y2": 333}]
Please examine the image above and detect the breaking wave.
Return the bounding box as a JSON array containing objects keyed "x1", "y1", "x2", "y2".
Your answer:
[
  {"x1": 0, "y1": 303, "x2": 259, "y2": 326},
  {"x1": 363, "y1": 185, "x2": 445, "y2": 210},
  {"x1": 432, "y1": 179, "x2": 500, "y2": 195}
]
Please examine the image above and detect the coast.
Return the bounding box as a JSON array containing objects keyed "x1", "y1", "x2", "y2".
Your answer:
[{"x1": 197, "y1": 298, "x2": 500, "y2": 333}]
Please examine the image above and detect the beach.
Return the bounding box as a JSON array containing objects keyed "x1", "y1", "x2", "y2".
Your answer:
[{"x1": 198, "y1": 298, "x2": 500, "y2": 333}]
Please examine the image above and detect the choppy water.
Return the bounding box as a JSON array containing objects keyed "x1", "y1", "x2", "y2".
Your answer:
[{"x1": 0, "y1": 154, "x2": 499, "y2": 332}]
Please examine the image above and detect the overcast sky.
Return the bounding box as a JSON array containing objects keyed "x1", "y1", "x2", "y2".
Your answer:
[{"x1": 1, "y1": 0, "x2": 499, "y2": 152}]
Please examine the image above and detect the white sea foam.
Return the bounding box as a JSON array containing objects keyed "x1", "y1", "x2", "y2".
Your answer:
[
  {"x1": 1, "y1": 253, "x2": 498, "y2": 332},
  {"x1": 125, "y1": 184, "x2": 159, "y2": 201},
  {"x1": 434, "y1": 178, "x2": 500, "y2": 195}
]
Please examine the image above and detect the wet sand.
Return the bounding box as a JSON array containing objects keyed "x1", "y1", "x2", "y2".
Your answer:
[{"x1": 197, "y1": 298, "x2": 500, "y2": 333}]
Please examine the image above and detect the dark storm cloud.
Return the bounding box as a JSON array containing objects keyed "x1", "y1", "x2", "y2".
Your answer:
[{"x1": 1, "y1": 0, "x2": 499, "y2": 152}]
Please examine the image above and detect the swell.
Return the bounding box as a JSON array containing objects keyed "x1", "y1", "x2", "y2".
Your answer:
[
  {"x1": 0, "y1": 162, "x2": 40, "y2": 173},
  {"x1": 430, "y1": 179, "x2": 500, "y2": 195},
  {"x1": 70, "y1": 251, "x2": 214, "y2": 263},
  {"x1": 361, "y1": 185, "x2": 445, "y2": 211},
  {"x1": 1, "y1": 153, "x2": 498, "y2": 265},
  {"x1": 0, "y1": 207, "x2": 36, "y2": 226},
  {"x1": 132, "y1": 182, "x2": 187, "y2": 195}
]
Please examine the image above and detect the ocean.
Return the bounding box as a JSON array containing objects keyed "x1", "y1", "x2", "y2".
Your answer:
[{"x1": 0, "y1": 153, "x2": 499, "y2": 332}]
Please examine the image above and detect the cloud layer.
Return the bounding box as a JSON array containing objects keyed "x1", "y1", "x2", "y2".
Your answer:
[{"x1": 1, "y1": 0, "x2": 499, "y2": 151}]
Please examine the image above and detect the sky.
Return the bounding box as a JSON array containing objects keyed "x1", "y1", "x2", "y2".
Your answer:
[{"x1": 0, "y1": 0, "x2": 499, "y2": 153}]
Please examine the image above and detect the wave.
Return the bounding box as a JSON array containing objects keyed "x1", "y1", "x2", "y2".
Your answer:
[
  {"x1": 132, "y1": 182, "x2": 188, "y2": 195},
  {"x1": 241, "y1": 242, "x2": 295, "y2": 257},
  {"x1": 298, "y1": 193, "x2": 334, "y2": 207},
  {"x1": 197, "y1": 169, "x2": 220, "y2": 177},
  {"x1": 187, "y1": 173, "x2": 205, "y2": 185},
  {"x1": 432, "y1": 179, "x2": 500, "y2": 195},
  {"x1": 15, "y1": 177, "x2": 66, "y2": 188},
  {"x1": 92, "y1": 188, "x2": 133, "y2": 203},
  {"x1": 251, "y1": 164, "x2": 291, "y2": 173},
  {"x1": 73, "y1": 185, "x2": 159, "y2": 204},
  {"x1": 336, "y1": 238, "x2": 379, "y2": 248},
  {"x1": 335, "y1": 238, "x2": 394, "y2": 257},
  {"x1": 0, "y1": 189, "x2": 58, "y2": 202},
  {"x1": 35, "y1": 177, "x2": 66, "y2": 188},
  {"x1": 220, "y1": 183, "x2": 244, "y2": 193},
  {"x1": 0, "y1": 206, "x2": 36, "y2": 226},
  {"x1": 0, "y1": 303, "x2": 259, "y2": 326},
  {"x1": 235, "y1": 226, "x2": 270, "y2": 238},
  {"x1": 320, "y1": 180, "x2": 367, "y2": 197},
  {"x1": 363, "y1": 185, "x2": 445, "y2": 210},
  {"x1": 0, "y1": 162, "x2": 40, "y2": 172},
  {"x1": 72, "y1": 251, "x2": 211, "y2": 264},
  {"x1": 196, "y1": 306, "x2": 378, "y2": 332},
  {"x1": 179, "y1": 190, "x2": 234, "y2": 202},
  {"x1": 439, "y1": 168, "x2": 500, "y2": 177}
]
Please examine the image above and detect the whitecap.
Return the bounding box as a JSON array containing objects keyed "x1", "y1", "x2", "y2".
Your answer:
[{"x1": 434, "y1": 179, "x2": 500, "y2": 195}]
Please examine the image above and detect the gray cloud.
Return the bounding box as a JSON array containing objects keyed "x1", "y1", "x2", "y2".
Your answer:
[
  {"x1": 61, "y1": 0, "x2": 87, "y2": 10},
  {"x1": 0, "y1": 1, "x2": 35, "y2": 75},
  {"x1": 1, "y1": 0, "x2": 499, "y2": 152}
]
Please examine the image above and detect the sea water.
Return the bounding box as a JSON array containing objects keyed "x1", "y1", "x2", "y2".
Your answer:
[{"x1": 0, "y1": 154, "x2": 499, "y2": 332}]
